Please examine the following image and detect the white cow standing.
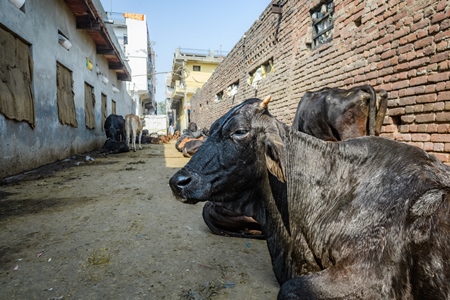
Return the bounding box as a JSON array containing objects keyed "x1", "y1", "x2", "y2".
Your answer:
[{"x1": 125, "y1": 114, "x2": 145, "y2": 152}]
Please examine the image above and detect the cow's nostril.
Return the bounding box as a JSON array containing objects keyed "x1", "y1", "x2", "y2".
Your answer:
[
  {"x1": 169, "y1": 172, "x2": 193, "y2": 196},
  {"x1": 176, "y1": 175, "x2": 192, "y2": 187}
]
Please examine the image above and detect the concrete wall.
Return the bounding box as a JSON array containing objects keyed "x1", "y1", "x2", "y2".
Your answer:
[
  {"x1": 190, "y1": 0, "x2": 450, "y2": 163},
  {"x1": 0, "y1": 0, "x2": 134, "y2": 179}
]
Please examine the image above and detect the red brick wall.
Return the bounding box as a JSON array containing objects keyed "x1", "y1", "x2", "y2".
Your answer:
[{"x1": 190, "y1": 0, "x2": 450, "y2": 163}]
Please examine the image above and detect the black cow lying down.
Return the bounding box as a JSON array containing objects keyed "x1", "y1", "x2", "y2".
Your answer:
[
  {"x1": 101, "y1": 138, "x2": 129, "y2": 154},
  {"x1": 204, "y1": 85, "x2": 388, "y2": 239},
  {"x1": 169, "y1": 96, "x2": 450, "y2": 299},
  {"x1": 291, "y1": 85, "x2": 387, "y2": 140}
]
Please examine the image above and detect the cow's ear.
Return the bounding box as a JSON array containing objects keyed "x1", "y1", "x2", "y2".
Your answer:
[{"x1": 264, "y1": 128, "x2": 286, "y2": 183}]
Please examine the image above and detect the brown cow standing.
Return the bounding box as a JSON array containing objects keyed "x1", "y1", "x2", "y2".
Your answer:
[{"x1": 125, "y1": 114, "x2": 145, "y2": 152}]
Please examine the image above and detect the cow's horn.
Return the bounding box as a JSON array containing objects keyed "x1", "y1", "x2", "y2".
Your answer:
[{"x1": 261, "y1": 95, "x2": 271, "y2": 108}]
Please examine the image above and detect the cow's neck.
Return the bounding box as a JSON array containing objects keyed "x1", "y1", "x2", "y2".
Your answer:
[
  {"x1": 278, "y1": 128, "x2": 372, "y2": 275},
  {"x1": 256, "y1": 165, "x2": 322, "y2": 284}
]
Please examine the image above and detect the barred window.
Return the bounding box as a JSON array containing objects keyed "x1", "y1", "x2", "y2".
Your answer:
[{"x1": 311, "y1": 2, "x2": 334, "y2": 49}]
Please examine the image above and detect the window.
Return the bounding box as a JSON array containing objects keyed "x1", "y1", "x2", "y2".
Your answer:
[
  {"x1": 225, "y1": 82, "x2": 239, "y2": 98},
  {"x1": 193, "y1": 65, "x2": 201, "y2": 71},
  {"x1": 214, "y1": 91, "x2": 223, "y2": 102},
  {"x1": 56, "y1": 62, "x2": 78, "y2": 127},
  {"x1": 0, "y1": 26, "x2": 35, "y2": 128},
  {"x1": 311, "y1": 2, "x2": 334, "y2": 49},
  {"x1": 248, "y1": 59, "x2": 274, "y2": 90},
  {"x1": 84, "y1": 83, "x2": 95, "y2": 129},
  {"x1": 101, "y1": 93, "x2": 107, "y2": 131}
]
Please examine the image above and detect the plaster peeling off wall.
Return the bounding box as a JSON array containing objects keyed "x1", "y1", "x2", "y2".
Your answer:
[{"x1": 0, "y1": 27, "x2": 35, "y2": 128}]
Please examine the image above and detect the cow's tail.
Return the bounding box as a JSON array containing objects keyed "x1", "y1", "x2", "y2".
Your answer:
[{"x1": 363, "y1": 85, "x2": 377, "y2": 136}]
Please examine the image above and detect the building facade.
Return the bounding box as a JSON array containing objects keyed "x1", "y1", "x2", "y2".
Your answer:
[
  {"x1": 0, "y1": 0, "x2": 133, "y2": 179},
  {"x1": 169, "y1": 48, "x2": 225, "y2": 131},
  {"x1": 105, "y1": 11, "x2": 157, "y2": 116},
  {"x1": 190, "y1": 0, "x2": 450, "y2": 163}
]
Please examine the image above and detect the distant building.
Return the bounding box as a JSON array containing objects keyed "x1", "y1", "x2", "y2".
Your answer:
[
  {"x1": 169, "y1": 48, "x2": 226, "y2": 131},
  {"x1": 105, "y1": 11, "x2": 157, "y2": 115},
  {"x1": 0, "y1": 0, "x2": 134, "y2": 179}
]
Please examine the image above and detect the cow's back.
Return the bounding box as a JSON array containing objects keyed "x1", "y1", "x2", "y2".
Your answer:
[{"x1": 291, "y1": 85, "x2": 380, "y2": 141}]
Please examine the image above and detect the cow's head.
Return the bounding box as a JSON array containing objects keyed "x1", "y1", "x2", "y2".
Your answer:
[{"x1": 169, "y1": 96, "x2": 286, "y2": 208}]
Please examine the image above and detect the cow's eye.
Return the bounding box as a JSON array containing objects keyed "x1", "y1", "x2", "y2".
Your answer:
[{"x1": 231, "y1": 129, "x2": 249, "y2": 139}]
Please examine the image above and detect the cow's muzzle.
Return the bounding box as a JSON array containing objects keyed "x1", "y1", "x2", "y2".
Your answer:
[{"x1": 169, "y1": 169, "x2": 210, "y2": 204}]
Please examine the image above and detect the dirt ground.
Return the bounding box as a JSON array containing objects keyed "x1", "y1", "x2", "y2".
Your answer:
[{"x1": 0, "y1": 141, "x2": 279, "y2": 300}]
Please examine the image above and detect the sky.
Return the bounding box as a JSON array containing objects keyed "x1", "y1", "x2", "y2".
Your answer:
[{"x1": 99, "y1": 0, "x2": 271, "y2": 105}]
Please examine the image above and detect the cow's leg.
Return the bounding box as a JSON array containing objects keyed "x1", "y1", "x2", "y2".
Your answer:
[
  {"x1": 126, "y1": 127, "x2": 131, "y2": 149},
  {"x1": 138, "y1": 131, "x2": 143, "y2": 150},
  {"x1": 278, "y1": 267, "x2": 380, "y2": 300},
  {"x1": 202, "y1": 201, "x2": 264, "y2": 239},
  {"x1": 132, "y1": 130, "x2": 137, "y2": 152}
]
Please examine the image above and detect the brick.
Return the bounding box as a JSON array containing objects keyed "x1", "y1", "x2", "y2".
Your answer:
[
  {"x1": 436, "y1": 112, "x2": 450, "y2": 122},
  {"x1": 431, "y1": 134, "x2": 450, "y2": 142},
  {"x1": 434, "y1": 143, "x2": 445, "y2": 152},
  {"x1": 409, "y1": 57, "x2": 430, "y2": 69},
  {"x1": 405, "y1": 106, "x2": 415, "y2": 114},
  {"x1": 381, "y1": 49, "x2": 396, "y2": 59},
  {"x1": 397, "y1": 96, "x2": 416, "y2": 106},
  {"x1": 426, "y1": 64, "x2": 439, "y2": 75},
  {"x1": 428, "y1": 72, "x2": 450, "y2": 83},
  {"x1": 392, "y1": 80, "x2": 409, "y2": 90},
  {"x1": 401, "y1": 114, "x2": 415, "y2": 123},
  {"x1": 409, "y1": 76, "x2": 427, "y2": 86},
  {"x1": 436, "y1": 41, "x2": 448, "y2": 53},
  {"x1": 383, "y1": 124, "x2": 397, "y2": 133},
  {"x1": 437, "y1": 91, "x2": 450, "y2": 101},
  {"x1": 416, "y1": 94, "x2": 437, "y2": 103},
  {"x1": 430, "y1": 52, "x2": 449, "y2": 64},
  {"x1": 424, "y1": 142, "x2": 434, "y2": 151},
  {"x1": 389, "y1": 107, "x2": 406, "y2": 115},
  {"x1": 399, "y1": 124, "x2": 409, "y2": 132},
  {"x1": 393, "y1": 62, "x2": 409, "y2": 72},
  {"x1": 416, "y1": 113, "x2": 436, "y2": 123},
  {"x1": 425, "y1": 84, "x2": 436, "y2": 93},
  {"x1": 436, "y1": 0, "x2": 447, "y2": 11},
  {"x1": 437, "y1": 124, "x2": 450, "y2": 133},
  {"x1": 413, "y1": 12, "x2": 423, "y2": 23},
  {"x1": 414, "y1": 85, "x2": 426, "y2": 94},
  {"x1": 436, "y1": 82, "x2": 447, "y2": 91},
  {"x1": 423, "y1": 45, "x2": 436, "y2": 56},
  {"x1": 435, "y1": 29, "x2": 450, "y2": 42},
  {"x1": 409, "y1": 125, "x2": 418, "y2": 132},
  {"x1": 432, "y1": 11, "x2": 447, "y2": 24},
  {"x1": 418, "y1": 124, "x2": 428, "y2": 132},
  {"x1": 414, "y1": 36, "x2": 434, "y2": 50},
  {"x1": 412, "y1": 19, "x2": 430, "y2": 32},
  {"x1": 438, "y1": 61, "x2": 449, "y2": 71},
  {"x1": 411, "y1": 133, "x2": 431, "y2": 142},
  {"x1": 428, "y1": 24, "x2": 440, "y2": 35},
  {"x1": 394, "y1": 27, "x2": 411, "y2": 40},
  {"x1": 406, "y1": 88, "x2": 417, "y2": 98},
  {"x1": 433, "y1": 102, "x2": 445, "y2": 111},
  {"x1": 395, "y1": 133, "x2": 411, "y2": 141},
  {"x1": 427, "y1": 124, "x2": 438, "y2": 133},
  {"x1": 423, "y1": 103, "x2": 434, "y2": 112}
]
